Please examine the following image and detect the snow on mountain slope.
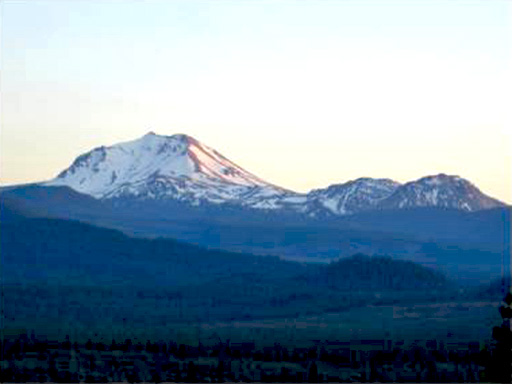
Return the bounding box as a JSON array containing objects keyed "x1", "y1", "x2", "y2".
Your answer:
[
  {"x1": 45, "y1": 132, "x2": 287, "y2": 204},
  {"x1": 376, "y1": 174, "x2": 505, "y2": 211},
  {"x1": 44, "y1": 133, "x2": 505, "y2": 214},
  {"x1": 305, "y1": 178, "x2": 401, "y2": 215}
]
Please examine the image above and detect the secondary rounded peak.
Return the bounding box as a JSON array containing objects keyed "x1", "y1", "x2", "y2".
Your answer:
[
  {"x1": 420, "y1": 173, "x2": 459, "y2": 179},
  {"x1": 414, "y1": 173, "x2": 466, "y2": 185},
  {"x1": 318, "y1": 177, "x2": 401, "y2": 190},
  {"x1": 350, "y1": 177, "x2": 401, "y2": 185}
]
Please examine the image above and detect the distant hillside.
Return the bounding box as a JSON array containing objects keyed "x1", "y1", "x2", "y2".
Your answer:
[
  {"x1": 1, "y1": 185, "x2": 507, "y2": 284},
  {"x1": 0, "y1": 184, "x2": 110, "y2": 222},
  {"x1": 2, "y1": 217, "x2": 458, "y2": 339},
  {"x1": 1, "y1": 217, "x2": 302, "y2": 287},
  {"x1": 302, "y1": 254, "x2": 448, "y2": 291}
]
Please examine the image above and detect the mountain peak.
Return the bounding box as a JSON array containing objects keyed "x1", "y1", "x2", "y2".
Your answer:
[
  {"x1": 42, "y1": 133, "x2": 504, "y2": 214},
  {"x1": 140, "y1": 131, "x2": 189, "y2": 140},
  {"x1": 136, "y1": 132, "x2": 204, "y2": 149},
  {"x1": 417, "y1": 173, "x2": 463, "y2": 184},
  {"x1": 380, "y1": 174, "x2": 504, "y2": 211},
  {"x1": 306, "y1": 177, "x2": 401, "y2": 215},
  {"x1": 45, "y1": 132, "x2": 280, "y2": 200}
]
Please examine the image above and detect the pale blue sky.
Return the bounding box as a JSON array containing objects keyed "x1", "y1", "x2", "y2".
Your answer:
[{"x1": 1, "y1": 0, "x2": 511, "y2": 202}]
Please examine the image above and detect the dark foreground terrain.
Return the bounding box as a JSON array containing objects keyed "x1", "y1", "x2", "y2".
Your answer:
[
  {"x1": 1, "y1": 206, "x2": 511, "y2": 382},
  {"x1": 1, "y1": 332, "x2": 510, "y2": 383}
]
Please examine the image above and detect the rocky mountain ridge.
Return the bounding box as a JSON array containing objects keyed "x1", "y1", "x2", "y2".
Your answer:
[{"x1": 44, "y1": 132, "x2": 505, "y2": 216}]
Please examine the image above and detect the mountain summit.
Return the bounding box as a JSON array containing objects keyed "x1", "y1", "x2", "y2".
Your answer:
[
  {"x1": 45, "y1": 132, "x2": 505, "y2": 214},
  {"x1": 46, "y1": 133, "x2": 285, "y2": 203},
  {"x1": 378, "y1": 173, "x2": 504, "y2": 211},
  {"x1": 306, "y1": 178, "x2": 401, "y2": 215}
]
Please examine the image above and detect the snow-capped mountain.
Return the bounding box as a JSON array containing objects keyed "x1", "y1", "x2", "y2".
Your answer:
[
  {"x1": 305, "y1": 178, "x2": 401, "y2": 215},
  {"x1": 44, "y1": 132, "x2": 505, "y2": 215},
  {"x1": 279, "y1": 175, "x2": 504, "y2": 216},
  {"x1": 377, "y1": 174, "x2": 505, "y2": 211},
  {"x1": 45, "y1": 132, "x2": 287, "y2": 204}
]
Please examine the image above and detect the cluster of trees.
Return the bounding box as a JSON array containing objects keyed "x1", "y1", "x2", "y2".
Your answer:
[
  {"x1": 3, "y1": 217, "x2": 463, "y2": 337},
  {"x1": 1, "y1": 332, "x2": 508, "y2": 383},
  {"x1": 302, "y1": 254, "x2": 449, "y2": 291},
  {"x1": 2, "y1": 278, "x2": 510, "y2": 383},
  {"x1": 488, "y1": 290, "x2": 512, "y2": 383}
]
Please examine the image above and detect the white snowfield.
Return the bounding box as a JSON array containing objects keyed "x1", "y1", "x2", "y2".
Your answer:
[
  {"x1": 45, "y1": 132, "x2": 505, "y2": 215},
  {"x1": 46, "y1": 133, "x2": 288, "y2": 205}
]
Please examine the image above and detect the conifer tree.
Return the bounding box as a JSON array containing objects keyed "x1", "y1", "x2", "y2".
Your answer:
[{"x1": 489, "y1": 289, "x2": 512, "y2": 382}]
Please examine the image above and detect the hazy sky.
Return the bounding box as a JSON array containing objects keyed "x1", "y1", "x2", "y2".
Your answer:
[{"x1": 1, "y1": 0, "x2": 511, "y2": 202}]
